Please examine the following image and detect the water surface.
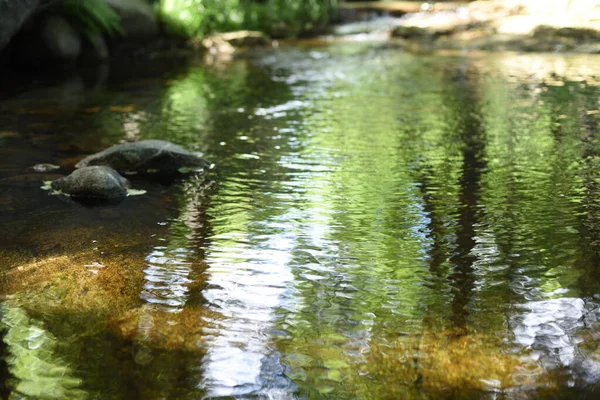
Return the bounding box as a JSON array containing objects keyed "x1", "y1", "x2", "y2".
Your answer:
[{"x1": 1, "y1": 44, "x2": 600, "y2": 399}]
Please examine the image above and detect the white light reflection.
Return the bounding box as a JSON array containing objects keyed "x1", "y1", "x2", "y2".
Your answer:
[
  {"x1": 513, "y1": 297, "x2": 584, "y2": 366},
  {"x1": 201, "y1": 231, "x2": 295, "y2": 398},
  {"x1": 140, "y1": 247, "x2": 193, "y2": 308},
  {"x1": 135, "y1": 177, "x2": 208, "y2": 348},
  {"x1": 511, "y1": 296, "x2": 600, "y2": 384}
]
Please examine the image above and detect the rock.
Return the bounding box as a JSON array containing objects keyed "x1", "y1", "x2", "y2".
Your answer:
[
  {"x1": 216, "y1": 31, "x2": 268, "y2": 47},
  {"x1": 391, "y1": 9, "x2": 471, "y2": 39},
  {"x1": 391, "y1": 25, "x2": 434, "y2": 39},
  {"x1": 338, "y1": 1, "x2": 466, "y2": 16},
  {"x1": 50, "y1": 166, "x2": 130, "y2": 199},
  {"x1": 199, "y1": 35, "x2": 235, "y2": 55},
  {"x1": 197, "y1": 31, "x2": 269, "y2": 54},
  {"x1": 387, "y1": 0, "x2": 600, "y2": 53},
  {"x1": 14, "y1": 13, "x2": 82, "y2": 64},
  {"x1": 533, "y1": 25, "x2": 600, "y2": 40},
  {"x1": 75, "y1": 140, "x2": 211, "y2": 174},
  {"x1": 31, "y1": 163, "x2": 60, "y2": 172},
  {"x1": 333, "y1": 18, "x2": 404, "y2": 36},
  {"x1": 492, "y1": 16, "x2": 543, "y2": 36},
  {"x1": 102, "y1": 0, "x2": 158, "y2": 40},
  {"x1": 0, "y1": 0, "x2": 38, "y2": 51},
  {"x1": 40, "y1": 14, "x2": 81, "y2": 61}
]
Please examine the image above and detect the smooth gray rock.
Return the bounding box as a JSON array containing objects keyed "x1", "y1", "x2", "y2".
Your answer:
[
  {"x1": 40, "y1": 14, "x2": 81, "y2": 61},
  {"x1": 51, "y1": 166, "x2": 130, "y2": 199},
  {"x1": 0, "y1": 0, "x2": 38, "y2": 51},
  {"x1": 75, "y1": 140, "x2": 211, "y2": 174},
  {"x1": 14, "y1": 13, "x2": 82, "y2": 64},
  {"x1": 102, "y1": 0, "x2": 158, "y2": 40}
]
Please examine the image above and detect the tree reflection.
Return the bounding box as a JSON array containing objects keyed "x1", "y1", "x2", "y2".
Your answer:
[{"x1": 443, "y1": 65, "x2": 487, "y2": 331}]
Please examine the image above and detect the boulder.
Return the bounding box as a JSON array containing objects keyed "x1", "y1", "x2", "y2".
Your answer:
[
  {"x1": 50, "y1": 166, "x2": 130, "y2": 199},
  {"x1": 102, "y1": 0, "x2": 158, "y2": 40},
  {"x1": 197, "y1": 31, "x2": 269, "y2": 54},
  {"x1": 391, "y1": 25, "x2": 433, "y2": 39},
  {"x1": 40, "y1": 14, "x2": 81, "y2": 61},
  {"x1": 216, "y1": 31, "x2": 268, "y2": 47},
  {"x1": 391, "y1": 10, "x2": 471, "y2": 39},
  {"x1": 75, "y1": 140, "x2": 211, "y2": 174},
  {"x1": 0, "y1": 0, "x2": 38, "y2": 51},
  {"x1": 14, "y1": 13, "x2": 81, "y2": 64}
]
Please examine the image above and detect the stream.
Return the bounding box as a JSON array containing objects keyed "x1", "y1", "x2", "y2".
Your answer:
[{"x1": 1, "y1": 42, "x2": 600, "y2": 399}]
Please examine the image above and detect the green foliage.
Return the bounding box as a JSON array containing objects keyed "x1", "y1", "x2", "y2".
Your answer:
[
  {"x1": 243, "y1": 0, "x2": 339, "y2": 37},
  {"x1": 159, "y1": 0, "x2": 245, "y2": 37},
  {"x1": 158, "y1": 0, "x2": 338, "y2": 38},
  {"x1": 62, "y1": 0, "x2": 123, "y2": 41}
]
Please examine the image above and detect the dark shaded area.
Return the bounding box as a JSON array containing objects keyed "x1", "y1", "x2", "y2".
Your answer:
[
  {"x1": 0, "y1": 0, "x2": 39, "y2": 51},
  {"x1": 445, "y1": 66, "x2": 487, "y2": 331}
]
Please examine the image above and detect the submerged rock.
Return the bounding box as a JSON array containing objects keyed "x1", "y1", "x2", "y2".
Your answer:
[
  {"x1": 50, "y1": 166, "x2": 130, "y2": 199},
  {"x1": 31, "y1": 163, "x2": 60, "y2": 172},
  {"x1": 75, "y1": 140, "x2": 211, "y2": 175}
]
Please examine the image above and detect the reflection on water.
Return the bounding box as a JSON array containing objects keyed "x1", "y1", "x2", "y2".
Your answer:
[
  {"x1": 143, "y1": 247, "x2": 194, "y2": 308},
  {"x1": 0, "y1": 303, "x2": 85, "y2": 399},
  {"x1": 513, "y1": 298, "x2": 585, "y2": 367},
  {"x1": 201, "y1": 230, "x2": 294, "y2": 397},
  {"x1": 1, "y1": 46, "x2": 600, "y2": 398}
]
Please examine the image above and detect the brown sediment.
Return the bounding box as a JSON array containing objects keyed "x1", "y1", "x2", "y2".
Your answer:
[
  {"x1": 365, "y1": 331, "x2": 525, "y2": 397},
  {"x1": 279, "y1": 329, "x2": 547, "y2": 398},
  {"x1": 109, "y1": 105, "x2": 137, "y2": 113},
  {"x1": 109, "y1": 304, "x2": 220, "y2": 352},
  {"x1": 0, "y1": 220, "x2": 154, "y2": 313},
  {"x1": 0, "y1": 233, "x2": 215, "y2": 352},
  {"x1": 0, "y1": 250, "x2": 146, "y2": 316}
]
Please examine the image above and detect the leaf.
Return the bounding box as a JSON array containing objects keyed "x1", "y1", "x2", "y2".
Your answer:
[
  {"x1": 40, "y1": 181, "x2": 53, "y2": 191},
  {"x1": 126, "y1": 189, "x2": 147, "y2": 196},
  {"x1": 109, "y1": 105, "x2": 136, "y2": 113}
]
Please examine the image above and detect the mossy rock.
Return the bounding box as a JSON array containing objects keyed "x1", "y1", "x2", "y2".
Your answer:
[
  {"x1": 75, "y1": 140, "x2": 211, "y2": 175},
  {"x1": 391, "y1": 25, "x2": 434, "y2": 39},
  {"x1": 533, "y1": 25, "x2": 600, "y2": 40},
  {"x1": 50, "y1": 166, "x2": 130, "y2": 199}
]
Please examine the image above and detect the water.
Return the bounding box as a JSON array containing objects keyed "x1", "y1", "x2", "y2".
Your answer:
[{"x1": 1, "y1": 43, "x2": 600, "y2": 399}]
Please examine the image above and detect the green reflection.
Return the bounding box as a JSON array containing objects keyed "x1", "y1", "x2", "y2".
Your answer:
[
  {"x1": 261, "y1": 48, "x2": 600, "y2": 397},
  {"x1": 0, "y1": 303, "x2": 86, "y2": 399},
  {"x1": 2, "y1": 45, "x2": 600, "y2": 399}
]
